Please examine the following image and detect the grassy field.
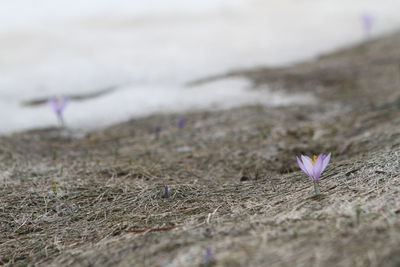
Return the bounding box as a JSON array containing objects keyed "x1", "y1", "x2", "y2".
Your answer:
[{"x1": 1, "y1": 33, "x2": 400, "y2": 266}]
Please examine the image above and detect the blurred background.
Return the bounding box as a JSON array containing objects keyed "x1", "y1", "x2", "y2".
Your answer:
[{"x1": 1, "y1": 0, "x2": 400, "y2": 133}]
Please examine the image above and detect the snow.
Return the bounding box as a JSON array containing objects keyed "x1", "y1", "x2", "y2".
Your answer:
[{"x1": 1, "y1": 0, "x2": 400, "y2": 133}]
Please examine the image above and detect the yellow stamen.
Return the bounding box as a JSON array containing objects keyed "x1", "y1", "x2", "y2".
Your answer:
[{"x1": 312, "y1": 155, "x2": 318, "y2": 165}]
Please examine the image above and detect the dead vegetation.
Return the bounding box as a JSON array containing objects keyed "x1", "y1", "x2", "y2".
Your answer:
[{"x1": 1, "y1": 33, "x2": 400, "y2": 266}]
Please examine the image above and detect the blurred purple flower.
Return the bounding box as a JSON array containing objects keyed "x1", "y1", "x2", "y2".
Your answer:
[
  {"x1": 204, "y1": 247, "x2": 213, "y2": 263},
  {"x1": 164, "y1": 185, "x2": 170, "y2": 199},
  {"x1": 360, "y1": 13, "x2": 374, "y2": 36},
  {"x1": 155, "y1": 126, "x2": 162, "y2": 137},
  {"x1": 297, "y1": 153, "x2": 331, "y2": 195},
  {"x1": 178, "y1": 117, "x2": 186, "y2": 129},
  {"x1": 48, "y1": 97, "x2": 68, "y2": 127},
  {"x1": 49, "y1": 97, "x2": 68, "y2": 115}
]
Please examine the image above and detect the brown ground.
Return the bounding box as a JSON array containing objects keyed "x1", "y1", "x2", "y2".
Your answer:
[{"x1": 0, "y1": 32, "x2": 400, "y2": 267}]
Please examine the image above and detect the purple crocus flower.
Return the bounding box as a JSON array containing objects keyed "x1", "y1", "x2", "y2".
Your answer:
[
  {"x1": 49, "y1": 97, "x2": 68, "y2": 115},
  {"x1": 164, "y1": 185, "x2": 170, "y2": 199},
  {"x1": 204, "y1": 247, "x2": 213, "y2": 263},
  {"x1": 178, "y1": 116, "x2": 186, "y2": 129},
  {"x1": 297, "y1": 153, "x2": 331, "y2": 195},
  {"x1": 360, "y1": 13, "x2": 374, "y2": 37},
  {"x1": 155, "y1": 126, "x2": 162, "y2": 138},
  {"x1": 48, "y1": 97, "x2": 68, "y2": 127}
]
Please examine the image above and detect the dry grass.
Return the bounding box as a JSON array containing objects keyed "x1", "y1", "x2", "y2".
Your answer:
[{"x1": 1, "y1": 33, "x2": 400, "y2": 266}]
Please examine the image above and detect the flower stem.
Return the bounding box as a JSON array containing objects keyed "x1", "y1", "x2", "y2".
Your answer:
[
  {"x1": 57, "y1": 114, "x2": 65, "y2": 128},
  {"x1": 313, "y1": 181, "x2": 321, "y2": 195}
]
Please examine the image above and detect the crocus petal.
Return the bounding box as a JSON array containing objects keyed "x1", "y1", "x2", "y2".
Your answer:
[
  {"x1": 312, "y1": 155, "x2": 324, "y2": 180},
  {"x1": 49, "y1": 99, "x2": 57, "y2": 109},
  {"x1": 297, "y1": 157, "x2": 310, "y2": 176},
  {"x1": 321, "y1": 153, "x2": 331, "y2": 172},
  {"x1": 301, "y1": 155, "x2": 314, "y2": 177}
]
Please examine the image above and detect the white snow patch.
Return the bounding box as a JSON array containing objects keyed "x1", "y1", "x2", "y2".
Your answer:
[{"x1": 1, "y1": 78, "x2": 314, "y2": 133}]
